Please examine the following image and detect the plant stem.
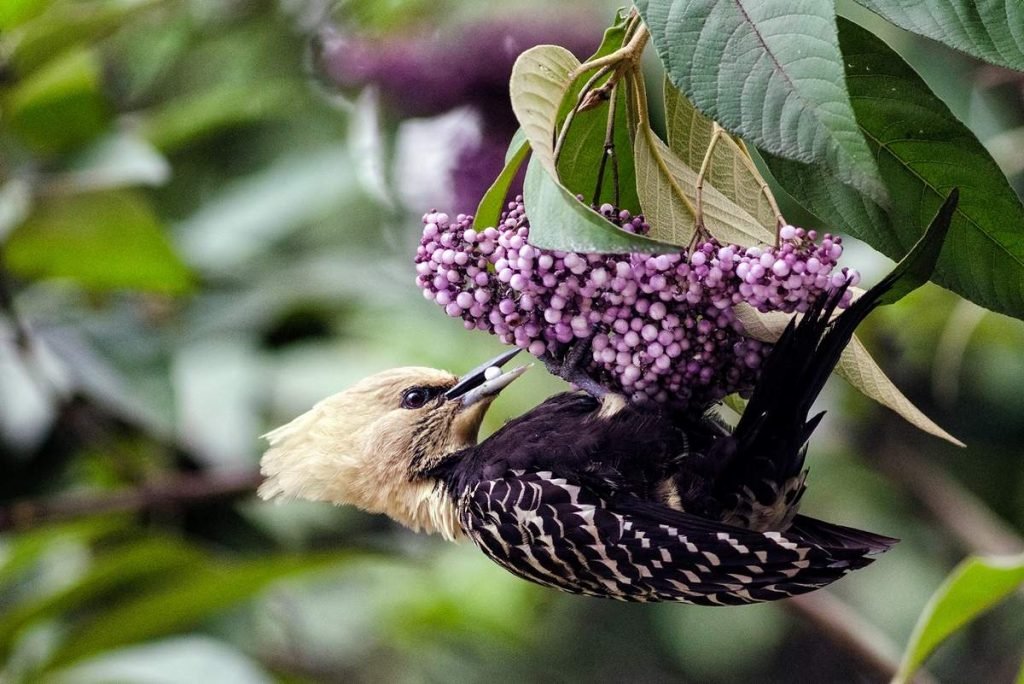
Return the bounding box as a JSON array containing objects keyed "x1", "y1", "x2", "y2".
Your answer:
[
  {"x1": 787, "y1": 593, "x2": 937, "y2": 684},
  {"x1": 718, "y1": 135, "x2": 786, "y2": 236},
  {"x1": 866, "y1": 443, "x2": 1023, "y2": 556},
  {"x1": 591, "y1": 82, "x2": 620, "y2": 207},
  {"x1": 626, "y1": 63, "x2": 651, "y2": 127},
  {"x1": 554, "y1": 64, "x2": 614, "y2": 163},
  {"x1": 0, "y1": 470, "x2": 264, "y2": 531},
  {"x1": 695, "y1": 124, "x2": 724, "y2": 231},
  {"x1": 621, "y1": 9, "x2": 642, "y2": 43},
  {"x1": 572, "y1": 23, "x2": 649, "y2": 78}
]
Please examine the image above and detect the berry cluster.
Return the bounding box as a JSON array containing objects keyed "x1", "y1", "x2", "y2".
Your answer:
[{"x1": 415, "y1": 198, "x2": 858, "y2": 410}]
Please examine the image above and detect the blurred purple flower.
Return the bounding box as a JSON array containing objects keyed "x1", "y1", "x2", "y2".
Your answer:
[{"x1": 317, "y1": 15, "x2": 602, "y2": 209}]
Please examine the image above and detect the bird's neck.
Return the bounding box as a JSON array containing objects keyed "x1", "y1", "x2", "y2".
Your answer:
[{"x1": 382, "y1": 476, "x2": 464, "y2": 542}]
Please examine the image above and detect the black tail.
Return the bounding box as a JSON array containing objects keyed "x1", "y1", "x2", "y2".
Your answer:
[
  {"x1": 788, "y1": 514, "x2": 899, "y2": 555},
  {"x1": 715, "y1": 190, "x2": 959, "y2": 519}
]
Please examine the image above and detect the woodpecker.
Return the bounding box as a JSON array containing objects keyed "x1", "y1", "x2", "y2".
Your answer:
[{"x1": 260, "y1": 193, "x2": 957, "y2": 605}]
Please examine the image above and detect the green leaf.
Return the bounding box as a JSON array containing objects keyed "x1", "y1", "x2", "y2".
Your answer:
[
  {"x1": 895, "y1": 553, "x2": 1024, "y2": 683},
  {"x1": 635, "y1": 122, "x2": 775, "y2": 247},
  {"x1": 4, "y1": 190, "x2": 193, "y2": 294},
  {"x1": 4, "y1": 0, "x2": 161, "y2": 75},
  {"x1": 557, "y1": 82, "x2": 641, "y2": 215},
  {"x1": 874, "y1": 189, "x2": 958, "y2": 307},
  {"x1": 523, "y1": 158, "x2": 679, "y2": 254},
  {"x1": 835, "y1": 335, "x2": 962, "y2": 446},
  {"x1": 48, "y1": 131, "x2": 171, "y2": 193},
  {"x1": 635, "y1": 0, "x2": 886, "y2": 205},
  {"x1": 509, "y1": 45, "x2": 577, "y2": 174},
  {"x1": 504, "y1": 128, "x2": 528, "y2": 164},
  {"x1": 474, "y1": 136, "x2": 529, "y2": 231},
  {"x1": 0, "y1": 517, "x2": 128, "y2": 590},
  {"x1": 0, "y1": 0, "x2": 49, "y2": 30},
  {"x1": 138, "y1": 82, "x2": 301, "y2": 152},
  {"x1": 663, "y1": 77, "x2": 779, "y2": 232},
  {"x1": 4, "y1": 47, "x2": 110, "y2": 152},
  {"x1": 510, "y1": 44, "x2": 678, "y2": 254},
  {"x1": 721, "y1": 394, "x2": 748, "y2": 417},
  {"x1": 853, "y1": 0, "x2": 1024, "y2": 71},
  {"x1": 731, "y1": 305, "x2": 960, "y2": 444},
  {"x1": 0, "y1": 537, "x2": 204, "y2": 659},
  {"x1": 633, "y1": 123, "x2": 697, "y2": 246},
  {"x1": 554, "y1": 13, "x2": 641, "y2": 214},
  {"x1": 764, "y1": 19, "x2": 1024, "y2": 320},
  {"x1": 46, "y1": 553, "x2": 352, "y2": 667}
]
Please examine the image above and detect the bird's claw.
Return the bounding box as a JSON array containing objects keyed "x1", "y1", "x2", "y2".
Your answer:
[{"x1": 540, "y1": 338, "x2": 608, "y2": 399}]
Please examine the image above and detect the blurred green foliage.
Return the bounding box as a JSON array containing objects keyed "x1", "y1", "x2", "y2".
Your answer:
[
  {"x1": 0, "y1": 1, "x2": 1021, "y2": 682},
  {"x1": 896, "y1": 553, "x2": 1024, "y2": 683}
]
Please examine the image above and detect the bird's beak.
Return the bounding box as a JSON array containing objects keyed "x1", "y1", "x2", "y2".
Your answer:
[{"x1": 445, "y1": 348, "x2": 530, "y2": 407}]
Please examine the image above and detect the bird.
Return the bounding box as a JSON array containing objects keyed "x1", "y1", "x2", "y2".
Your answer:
[{"x1": 259, "y1": 192, "x2": 958, "y2": 605}]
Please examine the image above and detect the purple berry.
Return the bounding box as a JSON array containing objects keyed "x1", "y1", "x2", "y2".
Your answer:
[{"x1": 414, "y1": 196, "x2": 857, "y2": 412}]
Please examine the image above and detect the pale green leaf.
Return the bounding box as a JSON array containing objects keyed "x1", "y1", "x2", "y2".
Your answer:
[
  {"x1": 730, "y1": 305, "x2": 789, "y2": 343},
  {"x1": 633, "y1": 124, "x2": 697, "y2": 246},
  {"x1": 635, "y1": 125, "x2": 776, "y2": 247},
  {"x1": 47, "y1": 553, "x2": 352, "y2": 667},
  {"x1": 5, "y1": 190, "x2": 193, "y2": 294},
  {"x1": 664, "y1": 77, "x2": 779, "y2": 232},
  {"x1": 636, "y1": 0, "x2": 887, "y2": 205},
  {"x1": 49, "y1": 636, "x2": 274, "y2": 684},
  {"x1": 48, "y1": 131, "x2": 171, "y2": 193},
  {"x1": 509, "y1": 45, "x2": 578, "y2": 174},
  {"x1": 854, "y1": 0, "x2": 1024, "y2": 71},
  {"x1": 895, "y1": 553, "x2": 1024, "y2": 683},
  {"x1": 0, "y1": 179, "x2": 33, "y2": 242},
  {"x1": 4, "y1": 47, "x2": 110, "y2": 152},
  {"x1": 836, "y1": 336, "x2": 963, "y2": 446},
  {"x1": 721, "y1": 394, "x2": 748, "y2": 417}
]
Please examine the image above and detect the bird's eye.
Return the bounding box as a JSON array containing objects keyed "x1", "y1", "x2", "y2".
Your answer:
[{"x1": 401, "y1": 387, "x2": 432, "y2": 409}]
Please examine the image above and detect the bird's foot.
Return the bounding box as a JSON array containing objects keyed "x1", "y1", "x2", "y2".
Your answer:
[{"x1": 540, "y1": 338, "x2": 608, "y2": 399}]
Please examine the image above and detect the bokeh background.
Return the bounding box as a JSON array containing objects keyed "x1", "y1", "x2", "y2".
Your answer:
[{"x1": 1, "y1": 0, "x2": 1022, "y2": 682}]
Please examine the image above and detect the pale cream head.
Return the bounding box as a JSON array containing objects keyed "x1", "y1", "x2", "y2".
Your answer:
[{"x1": 258, "y1": 357, "x2": 527, "y2": 541}]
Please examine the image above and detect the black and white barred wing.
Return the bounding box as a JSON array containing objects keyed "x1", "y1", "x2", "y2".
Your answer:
[{"x1": 460, "y1": 470, "x2": 893, "y2": 606}]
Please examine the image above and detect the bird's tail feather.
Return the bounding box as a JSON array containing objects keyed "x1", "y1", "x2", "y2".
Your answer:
[
  {"x1": 736, "y1": 189, "x2": 959, "y2": 459},
  {"x1": 788, "y1": 514, "x2": 899, "y2": 555},
  {"x1": 716, "y1": 190, "x2": 960, "y2": 523}
]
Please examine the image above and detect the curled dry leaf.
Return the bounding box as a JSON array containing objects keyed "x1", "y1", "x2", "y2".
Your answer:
[
  {"x1": 663, "y1": 77, "x2": 780, "y2": 233},
  {"x1": 634, "y1": 125, "x2": 776, "y2": 247}
]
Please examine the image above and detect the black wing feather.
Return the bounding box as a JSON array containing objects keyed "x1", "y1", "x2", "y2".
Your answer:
[{"x1": 460, "y1": 470, "x2": 892, "y2": 605}]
